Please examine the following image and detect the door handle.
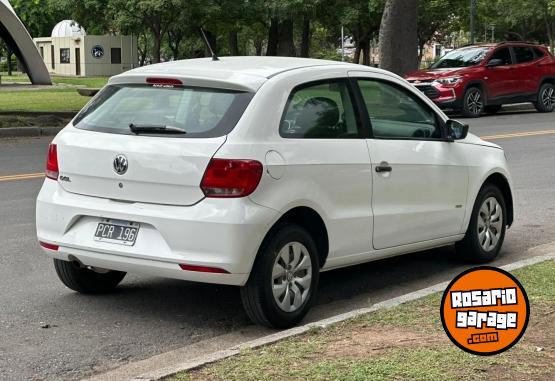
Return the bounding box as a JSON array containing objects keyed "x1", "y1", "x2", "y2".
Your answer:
[{"x1": 376, "y1": 164, "x2": 392, "y2": 173}]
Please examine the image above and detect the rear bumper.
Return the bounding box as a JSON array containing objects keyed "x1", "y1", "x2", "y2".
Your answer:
[{"x1": 36, "y1": 180, "x2": 278, "y2": 286}]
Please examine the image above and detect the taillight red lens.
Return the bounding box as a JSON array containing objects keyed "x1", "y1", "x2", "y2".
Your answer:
[
  {"x1": 179, "y1": 264, "x2": 230, "y2": 274},
  {"x1": 146, "y1": 77, "x2": 183, "y2": 86},
  {"x1": 200, "y1": 159, "x2": 263, "y2": 198},
  {"x1": 45, "y1": 144, "x2": 59, "y2": 180},
  {"x1": 39, "y1": 241, "x2": 59, "y2": 251}
]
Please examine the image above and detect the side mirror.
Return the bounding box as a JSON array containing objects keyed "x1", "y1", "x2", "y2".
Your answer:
[
  {"x1": 486, "y1": 58, "x2": 504, "y2": 67},
  {"x1": 446, "y1": 120, "x2": 469, "y2": 141}
]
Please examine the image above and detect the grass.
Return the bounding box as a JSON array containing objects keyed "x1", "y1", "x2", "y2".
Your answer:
[
  {"x1": 1, "y1": 72, "x2": 109, "y2": 88},
  {"x1": 0, "y1": 73, "x2": 108, "y2": 113},
  {"x1": 167, "y1": 260, "x2": 555, "y2": 381},
  {"x1": 0, "y1": 89, "x2": 88, "y2": 113}
]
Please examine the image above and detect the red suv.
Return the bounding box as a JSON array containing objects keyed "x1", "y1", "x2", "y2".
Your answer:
[{"x1": 405, "y1": 42, "x2": 555, "y2": 117}]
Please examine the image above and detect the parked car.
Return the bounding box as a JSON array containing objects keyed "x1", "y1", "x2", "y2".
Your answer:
[
  {"x1": 36, "y1": 57, "x2": 514, "y2": 328},
  {"x1": 405, "y1": 42, "x2": 555, "y2": 117}
]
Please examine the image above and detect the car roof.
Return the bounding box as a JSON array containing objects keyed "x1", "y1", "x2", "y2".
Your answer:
[
  {"x1": 462, "y1": 42, "x2": 545, "y2": 49},
  {"x1": 110, "y1": 56, "x2": 366, "y2": 92}
]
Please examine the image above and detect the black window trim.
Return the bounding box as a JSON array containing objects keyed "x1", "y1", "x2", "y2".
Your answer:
[
  {"x1": 351, "y1": 77, "x2": 450, "y2": 142},
  {"x1": 278, "y1": 77, "x2": 369, "y2": 140}
]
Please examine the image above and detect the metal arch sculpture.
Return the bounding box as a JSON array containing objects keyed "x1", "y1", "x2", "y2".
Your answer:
[{"x1": 0, "y1": 0, "x2": 51, "y2": 85}]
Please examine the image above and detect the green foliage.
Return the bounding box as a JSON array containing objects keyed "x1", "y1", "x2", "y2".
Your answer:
[{"x1": 4, "y1": 0, "x2": 555, "y2": 67}]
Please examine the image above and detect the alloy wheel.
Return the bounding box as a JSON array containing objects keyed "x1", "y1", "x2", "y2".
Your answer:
[
  {"x1": 272, "y1": 242, "x2": 313, "y2": 313},
  {"x1": 477, "y1": 197, "x2": 504, "y2": 252},
  {"x1": 541, "y1": 86, "x2": 555, "y2": 110},
  {"x1": 466, "y1": 89, "x2": 483, "y2": 116}
]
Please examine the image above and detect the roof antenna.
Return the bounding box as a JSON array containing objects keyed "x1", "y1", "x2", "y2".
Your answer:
[{"x1": 200, "y1": 28, "x2": 219, "y2": 61}]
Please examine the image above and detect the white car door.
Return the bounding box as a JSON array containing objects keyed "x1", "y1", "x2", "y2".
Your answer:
[{"x1": 350, "y1": 72, "x2": 469, "y2": 250}]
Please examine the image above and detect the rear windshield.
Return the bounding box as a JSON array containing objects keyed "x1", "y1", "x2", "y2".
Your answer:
[{"x1": 73, "y1": 84, "x2": 254, "y2": 138}]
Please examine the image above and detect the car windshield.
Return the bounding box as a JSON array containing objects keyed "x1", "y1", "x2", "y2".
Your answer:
[
  {"x1": 73, "y1": 84, "x2": 254, "y2": 138},
  {"x1": 430, "y1": 47, "x2": 491, "y2": 69}
]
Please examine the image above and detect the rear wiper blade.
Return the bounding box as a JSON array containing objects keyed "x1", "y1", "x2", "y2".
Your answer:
[{"x1": 129, "y1": 124, "x2": 186, "y2": 135}]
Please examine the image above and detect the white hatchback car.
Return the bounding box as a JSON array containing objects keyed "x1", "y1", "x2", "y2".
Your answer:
[{"x1": 37, "y1": 57, "x2": 513, "y2": 328}]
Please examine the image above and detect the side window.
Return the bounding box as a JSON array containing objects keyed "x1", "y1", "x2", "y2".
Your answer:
[
  {"x1": 514, "y1": 47, "x2": 535, "y2": 64},
  {"x1": 533, "y1": 48, "x2": 545, "y2": 58},
  {"x1": 280, "y1": 80, "x2": 360, "y2": 139},
  {"x1": 357, "y1": 80, "x2": 442, "y2": 140},
  {"x1": 490, "y1": 48, "x2": 512, "y2": 65}
]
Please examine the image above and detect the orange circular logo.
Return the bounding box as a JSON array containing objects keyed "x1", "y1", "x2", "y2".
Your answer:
[{"x1": 440, "y1": 267, "x2": 529, "y2": 356}]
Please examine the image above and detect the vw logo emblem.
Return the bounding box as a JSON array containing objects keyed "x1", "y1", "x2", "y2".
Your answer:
[{"x1": 113, "y1": 155, "x2": 128, "y2": 175}]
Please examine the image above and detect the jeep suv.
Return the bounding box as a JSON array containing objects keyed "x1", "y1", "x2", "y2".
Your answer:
[{"x1": 405, "y1": 42, "x2": 555, "y2": 117}]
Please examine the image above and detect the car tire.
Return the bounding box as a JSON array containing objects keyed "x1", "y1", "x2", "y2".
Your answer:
[
  {"x1": 456, "y1": 184, "x2": 507, "y2": 264},
  {"x1": 485, "y1": 105, "x2": 502, "y2": 114},
  {"x1": 54, "y1": 259, "x2": 126, "y2": 294},
  {"x1": 240, "y1": 224, "x2": 320, "y2": 329},
  {"x1": 534, "y1": 83, "x2": 555, "y2": 113},
  {"x1": 462, "y1": 87, "x2": 485, "y2": 118}
]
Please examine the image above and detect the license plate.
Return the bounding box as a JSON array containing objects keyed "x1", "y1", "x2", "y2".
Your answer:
[{"x1": 94, "y1": 219, "x2": 140, "y2": 246}]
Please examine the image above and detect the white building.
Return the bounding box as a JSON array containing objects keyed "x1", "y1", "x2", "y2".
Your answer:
[{"x1": 34, "y1": 20, "x2": 138, "y2": 77}]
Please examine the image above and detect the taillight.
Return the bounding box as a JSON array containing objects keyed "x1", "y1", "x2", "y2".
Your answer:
[
  {"x1": 200, "y1": 159, "x2": 263, "y2": 198},
  {"x1": 179, "y1": 264, "x2": 229, "y2": 274},
  {"x1": 45, "y1": 144, "x2": 59, "y2": 180},
  {"x1": 146, "y1": 77, "x2": 183, "y2": 86},
  {"x1": 39, "y1": 241, "x2": 59, "y2": 251}
]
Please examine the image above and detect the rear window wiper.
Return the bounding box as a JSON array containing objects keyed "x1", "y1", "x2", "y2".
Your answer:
[{"x1": 129, "y1": 123, "x2": 187, "y2": 135}]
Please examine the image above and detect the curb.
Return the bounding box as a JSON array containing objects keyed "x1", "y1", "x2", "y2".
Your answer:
[
  {"x1": 0, "y1": 126, "x2": 63, "y2": 138},
  {"x1": 106, "y1": 249, "x2": 555, "y2": 381}
]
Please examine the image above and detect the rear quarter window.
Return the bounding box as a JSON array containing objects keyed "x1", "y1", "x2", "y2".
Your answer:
[
  {"x1": 73, "y1": 85, "x2": 253, "y2": 138},
  {"x1": 513, "y1": 47, "x2": 535, "y2": 64}
]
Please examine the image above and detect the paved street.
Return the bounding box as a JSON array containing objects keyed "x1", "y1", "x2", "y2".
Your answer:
[{"x1": 1, "y1": 108, "x2": 554, "y2": 380}]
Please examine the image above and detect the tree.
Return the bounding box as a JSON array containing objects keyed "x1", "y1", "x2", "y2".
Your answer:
[
  {"x1": 110, "y1": 0, "x2": 180, "y2": 63},
  {"x1": 379, "y1": 0, "x2": 419, "y2": 75},
  {"x1": 51, "y1": 0, "x2": 111, "y2": 34},
  {"x1": 417, "y1": 0, "x2": 466, "y2": 65}
]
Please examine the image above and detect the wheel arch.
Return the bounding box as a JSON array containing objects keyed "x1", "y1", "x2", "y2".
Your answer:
[
  {"x1": 258, "y1": 206, "x2": 330, "y2": 269},
  {"x1": 483, "y1": 173, "x2": 514, "y2": 227},
  {"x1": 539, "y1": 76, "x2": 555, "y2": 88},
  {"x1": 464, "y1": 80, "x2": 489, "y2": 103}
]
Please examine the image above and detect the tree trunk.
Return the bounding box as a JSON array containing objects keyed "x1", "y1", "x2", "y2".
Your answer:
[
  {"x1": 417, "y1": 41, "x2": 425, "y2": 67},
  {"x1": 228, "y1": 30, "x2": 239, "y2": 56},
  {"x1": 353, "y1": 45, "x2": 361, "y2": 64},
  {"x1": 6, "y1": 48, "x2": 12, "y2": 76},
  {"x1": 266, "y1": 17, "x2": 279, "y2": 56},
  {"x1": 361, "y1": 38, "x2": 370, "y2": 66},
  {"x1": 254, "y1": 38, "x2": 263, "y2": 56},
  {"x1": 300, "y1": 16, "x2": 311, "y2": 58},
  {"x1": 151, "y1": 22, "x2": 162, "y2": 63},
  {"x1": 379, "y1": 0, "x2": 419, "y2": 76},
  {"x1": 544, "y1": 15, "x2": 555, "y2": 56},
  {"x1": 277, "y1": 18, "x2": 295, "y2": 57}
]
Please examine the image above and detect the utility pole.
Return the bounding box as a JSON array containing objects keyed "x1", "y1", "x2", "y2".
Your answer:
[{"x1": 470, "y1": 0, "x2": 477, "y2": 45}]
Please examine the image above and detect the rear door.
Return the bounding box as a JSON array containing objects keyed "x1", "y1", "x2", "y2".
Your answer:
[
  {"x1": 511, "y1": 46, "x2": 542, "y2": 94},
  {"x1": 485, "y1": 47, "x2": 515, "y2": 98},
  {"x1": 58, "y1": 82, "x2": 253, "y2": 206},
  {"x1": 350, "y1": 71, "x2": 468, "y2": 250}
]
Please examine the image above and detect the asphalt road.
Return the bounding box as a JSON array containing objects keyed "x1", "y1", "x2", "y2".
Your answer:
[{"x1": 1, "y1": 107, "x2": 554, "y2": 380}]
